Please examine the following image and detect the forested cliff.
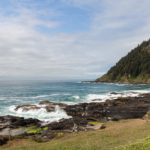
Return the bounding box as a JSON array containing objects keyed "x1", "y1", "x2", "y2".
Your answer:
[{"x1": 96, "y1": 39, "x2": 150, "y2": 84}]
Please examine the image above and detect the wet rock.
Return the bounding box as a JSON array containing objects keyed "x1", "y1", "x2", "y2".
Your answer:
[
  {"x1": 0, "y1": 115, "x2": 40, "y2": 129},
  {"x1": 0, "y1": 93, "x2": 149, "y2": 145},
  {"x1": 15, "y1": 101, "x2": 67, "y2": 113},
  {"x1": 110, "y1": 92, "x2": 118, "y2": 95},
  {"x1": 39, "y1": 100, "x2": 53, "y2": 105},
  {"x1": 48, "y1": 119, "x2": 74, "y2": 131},
  {"x1": 15, "y1": 104, "x2": 41, "y2": 112},
  {"x1": 12, "y1": 94, "x2": 150, "y2": 127},
  {"x1": 40, "y1": 101, "x2": 67, "y2": 112},
  {"x1": 65, "y1": 94, "x2": 150, "y2": 122}
]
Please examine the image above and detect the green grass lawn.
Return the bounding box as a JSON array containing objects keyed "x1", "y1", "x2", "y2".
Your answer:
[
  {"x1": 1, "y1": 119, "x2": 150, "y2": 150},
  {"x1": 117, "y1": 137, "x2": 150, "y2": 150}
]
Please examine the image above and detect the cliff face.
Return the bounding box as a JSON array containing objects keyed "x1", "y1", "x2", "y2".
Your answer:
[{"x1": 96, "y1": 39, "x2": 150, "y2": 84}]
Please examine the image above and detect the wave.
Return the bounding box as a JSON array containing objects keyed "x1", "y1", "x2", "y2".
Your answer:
[
  {"x1": 0, "y1": 93, "x2": 72, "y2": 100},
  {"x1": 8, "y1": 105, "x2": 71, "y2": 122},
  {"x1": 72, "y1": 95, "x2": 80, "y2": 99},
  {"x1": 28, "y1": 93, "x2": 71, "y2": 99},
  {"x1": 1, "y1": 88, "x2": 150, "y2": 122},
  {"x1": 127, "y1": 89, "x2": 150, "y2": 94},
  {"x1": 86, "y1": 90, "x2": 150, "y2": 102}
]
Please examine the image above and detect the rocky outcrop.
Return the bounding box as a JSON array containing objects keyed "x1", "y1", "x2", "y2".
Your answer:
[
  {"x1": 0, "y1": 94, "x2": 150, "y2": 145},
  {"x1": 0, "y1": 115, "x2": 41, "y2": 142},
  {"x1": 13, "y1": 94, "x2": 150, "y2": 122},
  {"x1": 0, "y1": 115, "x2": 40, "y2": 130},
  {"x1": 47, "y1": 119, "x2": 75, "y2": 131},
  {"x1": 65, "y1": 94, "x2": 150, "y2": 121},
  {"x1": 15, "y1": 105, "x2": 41, "y2": 112}
]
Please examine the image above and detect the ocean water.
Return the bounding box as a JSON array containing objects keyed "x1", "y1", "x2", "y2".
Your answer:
[{"x1": 0, "y1": 80, "x2": 150, "y2": 122}]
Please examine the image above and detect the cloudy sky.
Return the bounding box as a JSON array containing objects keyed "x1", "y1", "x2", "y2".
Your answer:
[{"x1": 0, "y1": 0, "x2": 150, "y2": 80}]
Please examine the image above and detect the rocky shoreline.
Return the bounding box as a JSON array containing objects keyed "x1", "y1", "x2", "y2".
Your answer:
[{"x1": 0, "y1": 93, "x2": 150, "y2": 145}]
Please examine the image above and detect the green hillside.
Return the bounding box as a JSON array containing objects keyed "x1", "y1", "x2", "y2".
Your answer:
[{"x1": 96, "y1": 39, "x2": 150, "y2": 84}]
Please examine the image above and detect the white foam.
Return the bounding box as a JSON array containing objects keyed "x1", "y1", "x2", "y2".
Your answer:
[
  {"x1": 72, "y1": 95, "x2": 80, "y2": 99},
  {"x1": 10, "y1": 93, "x2": 72, "y2": 99},
  {"x1": 128, "y1": 89, "x2": 150, "y2": 94},
  {"x1": 86, "y1": 94, "x2": 108, "y2": 102},
  {"x1": 8, "y1": 105, "x2": 71, "y2": 122},
  {"x1": 86, "y1": 90, "x2": 150, "y2": 103},
  {"x1": 60, "y1": 101, "x2": 77, "y2": 105},
  {"x1": 4, "y1": 89, "x2": 150, "y2": 122}
]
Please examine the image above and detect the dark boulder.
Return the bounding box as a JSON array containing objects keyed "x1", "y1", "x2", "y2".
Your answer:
[
  {"x1": 0, "y1": 136, "x2": 8, "y2": 145},
  {"x1": 0, "y1": 115, "x2": 40, "y2": 129},
  {"x1": 48, "y1": 119, "x2": 74, "y2": 131},
  {"x1": 15, "y1": 104, "x2": 41, "y2": 112}
]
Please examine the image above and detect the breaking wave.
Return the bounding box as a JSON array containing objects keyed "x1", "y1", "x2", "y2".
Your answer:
[
  {"x1": 8, "y1": 105, "x2": 71, "y2": 122},
  {"x1": 86, "y1": 90, "x2": 150, "y2": 102}
]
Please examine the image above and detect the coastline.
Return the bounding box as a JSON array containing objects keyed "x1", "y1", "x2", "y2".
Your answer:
[
  {"x1": 0, "y1": 93, "x2": 150, "y2": 145},
  {"x1": 82, "y1": 80, "x2": 150, "y2": 85},
  {"x1": 4, "y1": 89, "x2": 150, "y2": 122}
]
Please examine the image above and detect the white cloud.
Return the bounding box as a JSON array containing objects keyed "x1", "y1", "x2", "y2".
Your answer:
[{"x1": 0, "y1": 0, "x2": 150, "y2": 80}]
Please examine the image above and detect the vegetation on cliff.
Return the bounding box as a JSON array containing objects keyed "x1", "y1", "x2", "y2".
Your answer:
[{"x1": 96, "y1": 39, "x2": 150, "y2": 83}]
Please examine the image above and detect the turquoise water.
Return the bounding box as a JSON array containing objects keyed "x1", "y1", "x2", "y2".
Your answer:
[{"x1": 0, "y1": 80, "x2": 150, "y2": 122}]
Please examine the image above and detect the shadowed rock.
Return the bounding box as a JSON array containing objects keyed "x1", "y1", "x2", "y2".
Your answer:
[
  {"x1": 15, "y1": 104, "x2": 41, "y2": 112},
  {"x1": 0, "y1": 136, "x2": 8, "y2": 145},
  {"x1": 0, "y1": 115, "x2": 40, "y2": 130}
]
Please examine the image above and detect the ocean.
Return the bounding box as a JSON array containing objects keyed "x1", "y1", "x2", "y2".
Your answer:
[{"x1": 0, "y1": 80, "x2": 150, "y2": 122}]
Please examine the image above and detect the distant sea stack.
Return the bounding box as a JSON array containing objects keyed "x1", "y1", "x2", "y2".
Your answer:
[{"x1": 96, "y1": 39, "x2": 150, "y2": 84}]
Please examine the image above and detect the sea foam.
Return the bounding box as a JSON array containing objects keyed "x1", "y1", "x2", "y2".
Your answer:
[
  {"x1": 86, "y1": 90, "x2": 149, "y2": 102},
  {"x1": 8, "y1": 105, "x2": 71, "y2": 122}
]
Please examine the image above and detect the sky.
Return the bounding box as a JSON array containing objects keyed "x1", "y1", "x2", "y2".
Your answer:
[{"x1": 0, "y1": 0, "x2": 150, "y2": 81}]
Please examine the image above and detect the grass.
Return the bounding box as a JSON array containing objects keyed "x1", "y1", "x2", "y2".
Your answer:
[
  {"x1": 1, "y1": 119, "x2": 150, "y2": 150},
  {"x1": 117, "y1": 137, "x2": 150, "y2": 150},
  {"x1": 26, "y1": 126, "x2": 48, "y2": 134},
  {"x1": 87, "y1": 121, "x2": 102, "y2": 126}
]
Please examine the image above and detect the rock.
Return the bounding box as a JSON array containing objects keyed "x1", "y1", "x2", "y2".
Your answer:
[
  {"x1": 65, "y1": 94, "x2": 150, "y2": 122},
  {"x1": 86, "y1": 123, "x2": 106, "y2": 130},
  {"x1": 0, "y1": 128, "x2": 25, "y2": 137},
  {"x1": 100, "y1": 124, "x2": 106, "y2": 129},
  {"x1": 0, "y1": 93, "x2": 148, "y2": 145},
  {"x1": 110, "y1": 92, "x2": 118, "y2": 95},
  {"x1": 0, "y1": 136, "x2": 8, "y2": 145},
  {"x1": 40, "y1": 101, "x2": 67, "y2": 112},
  {"x1": 73, "y1": 117, "x2": 88, "y2": 126},
  {"x1": 0, "y1": 115, "x2": 40, "y2": 129},
  {"x1": 15, "y1": 104, "x2": 41, "y2": 112},
  {"x1": 72, "y1": 123, "x2": 78, "y2": 132},
  {"x1": 14, "y1": 94, "x2": 150, "y2": 126},
  {"x1": 32, "y1": 132, "x2": 56, "y2": 142},
  {"x1": 11, "y1": 94, "x2": 150, "y2": 128},
  {"x1": 39, "y1": 100, "x2": 52, "y2": 105},
  {"x1": 15, "y1": 101, "x2": 67, "y2": 113},
  {"x1": 39, "y1": 101, "x2": 66, "y2": 107},
  {"x1": 48, "y1": 119, "x2": 74, "y2": 131}
]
